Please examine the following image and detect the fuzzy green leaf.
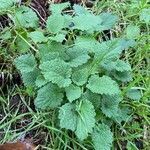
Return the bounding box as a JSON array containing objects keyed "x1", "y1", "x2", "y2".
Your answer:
[
  {"x1": 101, "y1": 95, "x2": 122, "y2": 118},
  {"x1": 87, "y1": 75, "x2": 120, "y2": 95},
  {"x1": 38, "y1": 42, "x2": 68, "y2": 61},
  {"x1": 113, "y1": 60, "x2": 131, "y2": 72},
  {"x1": 75, "y1": 35, "x2": 135, "y2": 59},
  {"x1": 66, "y1": 47, "x2": 90, "y2": 67},
  {"x1": 72, "y1": 67, "x2": 89, "y2": 86},
  {"x1": 94, "y1": 38, "x2": 136, "y2": 57},
  {"x1": 126, "y1": 88, "x2": 142, "y2": 101},
  {"x1": 63, "y1": 14, "x2": 73, "y2": 27},
  {"x1": 50, "y1": 2, "x2": 70, "y2": 14},
  {"x1": 14, "y1": 6, "x2": 39, "y2": 28},
  {"x1": 112, "y1": 71, "x2": 132, "y2": 82},
  {"x1": 82, "y1": 90, "x2": 101, "y2": 109},
  {"x1": 35, "y1": 83, "x2": 64, "y2": 109},
  {"x1": 73, "y1": 13, "x2": 102, "y2": 31},
  {"x1": 59, "y1": 100, "x2": 96, "y2": 140},
  {"x1": 75, "y1": 100, "x2": 96, "y2": 140},
  {"x1": 0, "y1": 29, "x2": 11, "y2": 40},
  {"x1": 37, "y1": 44, "x2": 60, "y2": 62},
  {"x1": 40, "y1": 52, "x2": 60, "y2": 63},
  {"x1": 59, "y1": 103, "x2": 77, "y2": 131},
  {"x1": 46, "y1": 14, "x2": 65, "y2": 33},
  {"x1": 15, "y1": 37, "x2": 30, "y2": 53},
  {"x1": 102, "y1": 59, "x2": 131, "y2": 72},
  {"x1": 35, "y1": 75, "x2": 49, "y2": 88},
  {"x1": 14, "y1": 54, "x2": 37, "y2": 73},
  {"x1": 92, "y1": 124, "x2": 113, "y2": 150},
  {"x1": 126, "y1": 25, "x2": 140, "y2": 39},
  {"x1": 113, "y1": 107, "x2": 131, "y2": 123},
  {"x1": 22, "y1": 68, "x2": 40, "y2": 87},
  {"x1": 49, "y1": 33, "x2": 66, "y2": 42},
  {"x1": 40, "y1": 59, "x2": 72, "y2": 87},
  {"x1": 97, "y1": 13, "x2": 118, "y2": 31},
  {"x1": 0, "y1": 0, "x2": 15, "y2": 12},
  {"x1": 73, "y1": 4, "x2": 89, "y2": 15},
  {"x1": 29, "y1": 31, "x2": 47, "y2": 43},
  {"x1": 65, "y1": 84, "x2": 81, "y2": 102},
  {"x1": 74, "y1": 35, "x2": 99, "y2": 52},
  {"x1": 140, "y1": 8, "x2": 150, "y2": 23}
]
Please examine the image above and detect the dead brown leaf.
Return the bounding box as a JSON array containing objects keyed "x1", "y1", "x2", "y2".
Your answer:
[{"x1": 0, "y1": 141, "x2": 36, "y2": 150}]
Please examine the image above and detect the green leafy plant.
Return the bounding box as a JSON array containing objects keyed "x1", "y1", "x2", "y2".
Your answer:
[{"x1": 2, "y1": 2, "x2": 140, "y2": 149}]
